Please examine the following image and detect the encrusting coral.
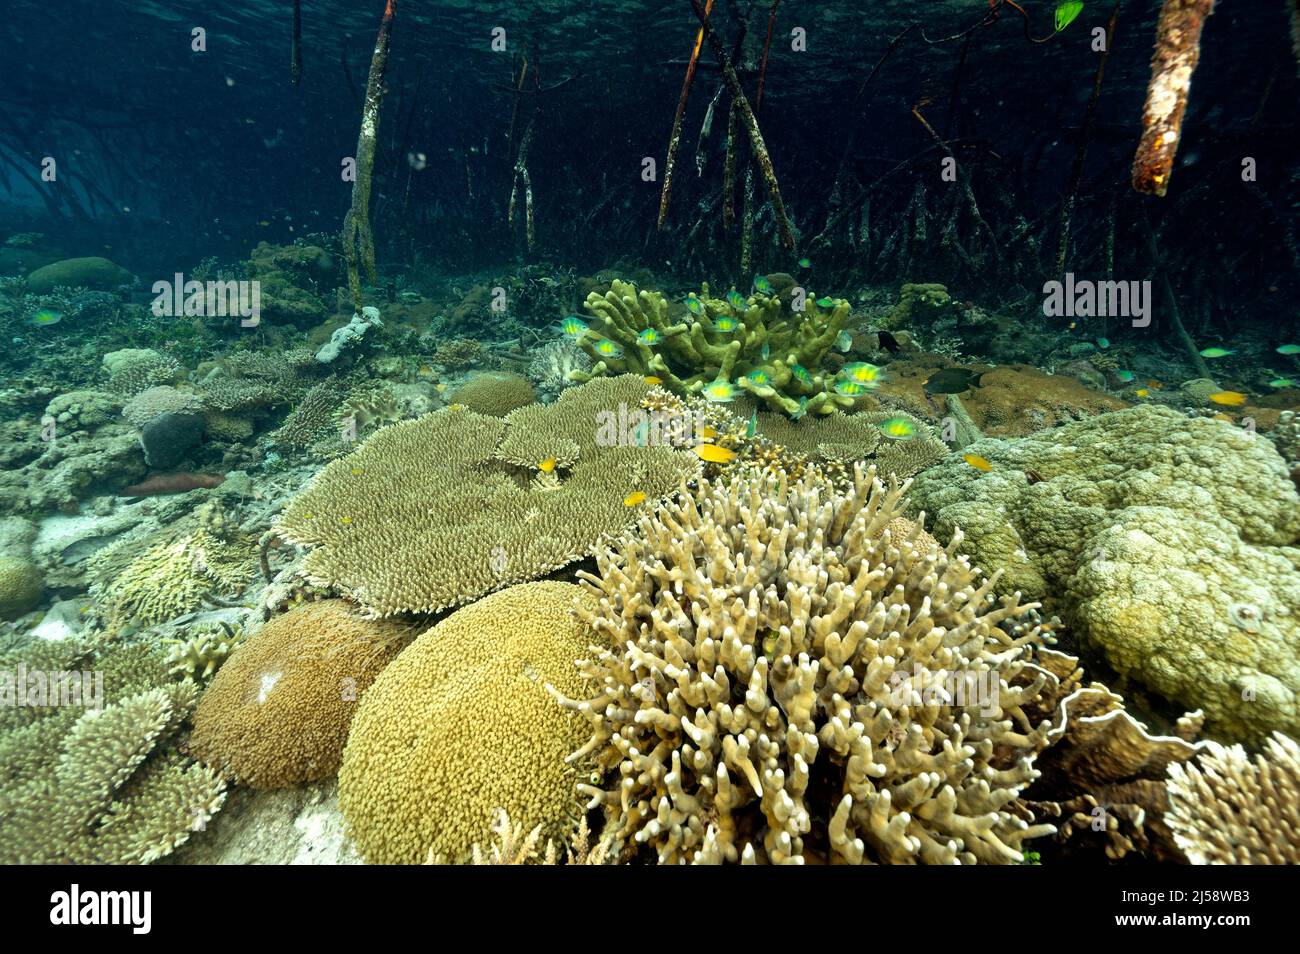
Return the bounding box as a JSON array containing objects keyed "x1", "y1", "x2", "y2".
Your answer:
[
  {"x1": 339, "y1": 582, "x2": 595, "y2": 863},
  {"x1": 189, "y1": 600, "x2": 416, "y2": 788},
  {"x1": 553, "y1": 463, "x2": 1059, "y2": 864},
  {"x1": 1164, "y1": 732, "x2": 1300, "y2": 864},
  {"x1": 276, "y1": 375, "x2": 699, "y2": 616},
  {"x1": 569, "y1": 278, "x2": 866, "y2": 417},
  {"x1": 908, "y1": 405, "x2": 1300, "y2": 743}
]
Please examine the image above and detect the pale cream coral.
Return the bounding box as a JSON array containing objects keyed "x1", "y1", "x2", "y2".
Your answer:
[
  {"x1": 556, "y1": 464, "x2": 1057, "y2": 864},
  {"x1": 338, "y1": 581, "x2": 595, "y2": 863},
  {"x1": 1164, "y1": 732, "x2": 1300, "y2": 865}
]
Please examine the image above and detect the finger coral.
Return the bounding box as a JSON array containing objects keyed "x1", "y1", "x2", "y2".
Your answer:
[
  {"x1": 190, "y1": 600, "x2": 416, "y2": 788},
  {"x1": 908, "y1": 405, "x2": 1300, "y2": 743},
  {"x1": 275, "y1": 375, "x2": 699, "y2": 616},
  {"x1": 1165, "y1": 732, "x2": 1300, "y2": 864},
  {"x1": 569, "y1": 279, "x2": 865, "y2": 417},
  {"x1": 554, "y1": 463, "x2": 1058, "y2": 864},
  {"x1": 338, "y1": 581, "x2": 595, "y2": 863}
]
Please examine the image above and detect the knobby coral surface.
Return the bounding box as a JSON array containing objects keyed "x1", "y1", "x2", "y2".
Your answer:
[{"x1": 909, "y1": 405, "x2": 1300, "y2": 743}]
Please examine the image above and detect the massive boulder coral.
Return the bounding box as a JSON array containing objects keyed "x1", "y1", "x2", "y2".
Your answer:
[
  {"x1": 555, "y1": 464, "x2": 1059, "y2": 864},
  {"x1": 570, "y1": 279, "x2": 865, "y2": 416},
  {"x1": 190, "y1": 600, "x2": 416, "y2": 788},
  {"x1": 338, "y1": 582, "x2": 595, "y2": 863},
  {"x1": 1164, "y1": 732, "x2": 1300, "y2": 864},
  {"x1": 908, "y1": 405, "x2": 1300, "y2": 743},
  {"x1": 275, "y1": 375, "x2": 699, "y2": 616}
]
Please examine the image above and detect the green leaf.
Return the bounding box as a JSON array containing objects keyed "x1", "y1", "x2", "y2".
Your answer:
[{"x1": 1055, "y1": 1, "x2": 1084, "y2": 32}]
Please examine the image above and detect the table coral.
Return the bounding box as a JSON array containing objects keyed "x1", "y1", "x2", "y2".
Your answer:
[
  {"x1": 569, "y1": 279, "x2": 865, "y2": 416},
  {"x1": 555, "y1": 464, "x2": 1059, "y2": 864},
  {"x1": 908, "y1": 405, "x2": 1300, "y2": 743},
  {"x1": 338, "y1": 581, "x2": 595, "y2": 863},
  {"x1": 275, "y1": 375, "x2": 699, "y2": 616},
  {"x1": 0, "y1": 640, "x2": 225, "y2": 864}
]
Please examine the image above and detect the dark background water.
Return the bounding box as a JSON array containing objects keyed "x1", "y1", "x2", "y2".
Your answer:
[{"x1": 1, "y1": 1, "x2": 1296, "y2": 319}]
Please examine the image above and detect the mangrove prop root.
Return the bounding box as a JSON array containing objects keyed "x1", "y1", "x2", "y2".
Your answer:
[
  {"x1": 1131, "y1": 0, "x2": 1216, "y2": 197},
  {"x1": 755, "y1": 0, "x2": 782, "y2": 113},
  {"x1": 342, "y1": 0, "x2": 397, "y2": 315},
  {"x1": 1057, "y1": 0, "x2": 1121, "y2": 279},
  {"x1": 722, "y1": 97, "x2": 740, "y2": 229},
  {"x1": 1141, "y1": 210, "x2": 1211, "y2": 377},
  {"x1": 291, "y1": 0, "x2": 303, "y2": 86},
  {"x1": 509, "y1": 120, "x2": 536, "y2": 254},
  {"x1": 658, "y1": 0, "x2": 714, "y2": 230},
  {"x1": 687, "y1": 0, "x2": 797, "y2": 250},
  {"x1": 696, "y1": 84, "x2": 723, "y2": 178}
]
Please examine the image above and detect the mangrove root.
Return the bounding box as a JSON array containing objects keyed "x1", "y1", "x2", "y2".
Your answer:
[{"x1": 1131, "y1": 0, "x2": 1216, "y2": 196}]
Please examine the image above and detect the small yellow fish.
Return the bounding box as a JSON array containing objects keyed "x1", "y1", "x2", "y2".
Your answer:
[
  {"x1": 643, "y1": 376, "x2": 663, "y2": 385},
  {"x1": 693, "y1": 443, "x2": 737, "y2": 464},
  {"x1": 623, "y1": 491, "x2": 647, "y2": 506},
  {"x1": 1212, "y1": 413, "x2": 1234, "y2": 422},
  {"x1": 339, "y1": 515, "x2": 353, "y2": 525},
  {"x1": 435, "y1": 382, "x2": 449, "y2": 393},
  {"x1": 1135, "y1": 389, "x2": 1150, "y2": 398},
  {"x1": 302, "y1": 512, "x2": 314, "y2": 520},
  {"x1": 417, "y1": 365, "x2": 434, "y2": 377},
  {"x1": 1208, "y1": 391, "x2": 1247, "y2": 407},
  {"x1": 963, "y1": 453, "x2": 992, "y2": 472},
  {"x1": 539, "y1": 457, "x2": 557, "y2": 473},
  {"x1": 700, "y1": 426, "x2": 719, "y2": 440}
]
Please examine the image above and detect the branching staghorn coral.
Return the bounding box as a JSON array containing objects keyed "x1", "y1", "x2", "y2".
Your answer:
[
  {"x1": 426, "y1": 809, "x2": 615, "y2": 866},
  {"x1": 275, "y1": 376, "x2": 699, "y2": 616},
  {"x1": 570, "y1": 279, "x2": 863, "y2": 416},
  {"x1": 90, "y1": 527, "x2": 255, "y2": 631},
  {"x1": 1164, "y1": 732, "x2": 1300, "y2": 864},
  {"x1": 553, "y1": 464, "x2": 1057, "y2": 864}
]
